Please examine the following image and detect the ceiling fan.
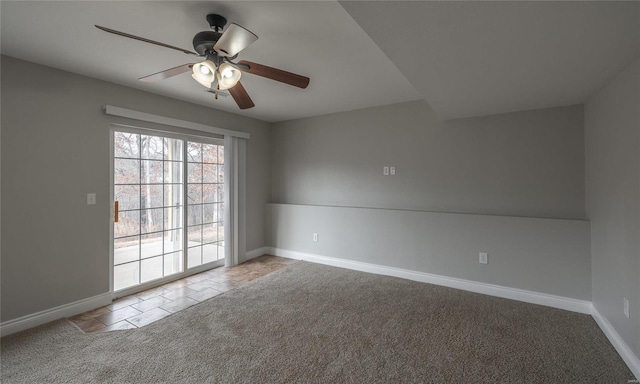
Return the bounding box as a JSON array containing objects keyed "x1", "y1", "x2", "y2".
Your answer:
[{"x1": 96, "y1": 14, "x2": 310, "y2": 110}]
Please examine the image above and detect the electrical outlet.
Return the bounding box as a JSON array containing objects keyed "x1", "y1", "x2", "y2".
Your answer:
[
  {"x1": 623, "y1": 297, "x2": 629, "y2": 318},
  {"x1": 87, "y1": 193, "x2": 96, "y2": 205},
  {"x1": 383, "y1": 166, "x2": 389, "y2": 176},
  {"x1": 313, "y1": 233, "x2": 318, "y2": 242},
  {"x1": 479, "y1": 252, "x2": 488, "y2": 264},
  {"x1": 390, "y1": 166, "x2": 396, "y2": 175}
]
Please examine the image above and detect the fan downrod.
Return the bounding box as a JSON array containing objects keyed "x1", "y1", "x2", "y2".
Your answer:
[
  {"x1": 192, "y1": 14, "x2": 228, "y2": 55},
  {"x1": 206, "y1": 14, "x2": 227, "y2": 32}
]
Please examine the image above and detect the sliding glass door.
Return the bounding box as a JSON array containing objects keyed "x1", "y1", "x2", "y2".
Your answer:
[{"x1": 112, "y1": 129, "x2": 224, "y2": 293}]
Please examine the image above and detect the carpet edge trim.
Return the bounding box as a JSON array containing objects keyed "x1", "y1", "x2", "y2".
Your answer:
[
  {"x1": 591, "y1": 306, "x2": 640, "y2": 380},
  {"x1": 269, "y1": 247, "x2": 592, "y2": 314},
  {"x1": 0, "y1": 292, "x2": 112, "y2": 337}
]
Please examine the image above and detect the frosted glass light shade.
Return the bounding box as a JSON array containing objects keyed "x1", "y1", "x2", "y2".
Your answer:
[
  {"x1": 191, "y1": 60, "x2": 217, "y2": 88},
  {"x1": 216, "y1": 62, "x2": 241, "y2": 90}
]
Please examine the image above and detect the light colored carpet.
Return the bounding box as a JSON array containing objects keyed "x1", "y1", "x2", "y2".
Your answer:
[{"x1": 1, "y1": 261, "x2": 634, "y2": 383}]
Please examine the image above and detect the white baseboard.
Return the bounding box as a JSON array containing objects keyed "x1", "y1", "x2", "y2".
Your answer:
[
  {"x1": 245, "y1": 246, "x2": 272, "y2": 261},
  {"x1": 592, "y1": 307, "x2": 640, "y2": 380},
  {"x1": 270, "y1": 247, "x2": 593, "y2": 314},
  {"x1": 0, "y1": 292, "x2": 112, "y2": 337}
]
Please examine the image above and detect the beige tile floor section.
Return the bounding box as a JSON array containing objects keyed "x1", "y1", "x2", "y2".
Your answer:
[{"x1": 69, "y1": 255, "x2": 298, "y2": 333}]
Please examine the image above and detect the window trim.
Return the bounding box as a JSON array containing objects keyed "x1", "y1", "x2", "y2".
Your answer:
[{"x1": 105, "y1": 105, "x2": 250, "y2": 139}]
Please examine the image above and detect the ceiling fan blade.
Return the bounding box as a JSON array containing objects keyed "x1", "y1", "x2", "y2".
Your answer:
[
  {"x1": 139, "y1": 63, "x2": 195, "y2": 82},
  {"x1": 228, "y1": 81, "x2": 255, "y2": 109},
  {"x1": 95, "y1": 25, "x2": 198, "y2": 56},
  {"x1": 213, "y1": 23, "x2": 258, "y2": 57},
  {"x1": 237, "y1": 60, "x2": 309, "y2": 89}
]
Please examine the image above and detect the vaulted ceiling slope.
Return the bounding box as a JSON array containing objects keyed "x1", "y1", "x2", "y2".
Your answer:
[
  {"x1": 0, "y1": 1, "x2": 420, "y2": 123},
  {"x1": 340, "y1": 1, "x2": 640, "y2": 120}
]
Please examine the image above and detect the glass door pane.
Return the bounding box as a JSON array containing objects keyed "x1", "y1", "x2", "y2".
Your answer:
[
  {"x1": 187, "y1": 141, "x2": 225, "y2": 269},
  {"x1": 113, "y1": 132, "x2": 184, "y2": 291}
]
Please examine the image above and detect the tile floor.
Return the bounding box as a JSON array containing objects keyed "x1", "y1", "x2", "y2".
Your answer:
[{"x1": 68, "y1": 255, "x2": 297, "y2": 333}]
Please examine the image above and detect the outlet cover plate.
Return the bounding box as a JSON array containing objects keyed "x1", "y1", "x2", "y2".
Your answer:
[{"x1": 479, "y1": 252, "x2": 488, "y2": 264}]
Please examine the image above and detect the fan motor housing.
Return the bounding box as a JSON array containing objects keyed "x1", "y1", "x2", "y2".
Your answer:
[{"x1": 192, "y1": 31, "x2": 222, "y2": 56}]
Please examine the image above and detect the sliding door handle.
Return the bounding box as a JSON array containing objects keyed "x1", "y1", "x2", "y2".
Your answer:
[{"x1": 114, "y1": 201, "x2": 119, "y2": 222}]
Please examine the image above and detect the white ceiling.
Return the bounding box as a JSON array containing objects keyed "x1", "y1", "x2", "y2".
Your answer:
[
  {"x1": 2, "y1": 1, "x2": 639, "y2": 123},
  {"x1": 340, "y1": 1, "x2": 640, "y2": 120},
  {"x1": 0, "y1": 1, "x2": 420, "y2": 123}
]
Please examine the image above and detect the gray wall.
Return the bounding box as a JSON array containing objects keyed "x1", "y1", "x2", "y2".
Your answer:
[
  {"x1": 272, "y1": 101, "x2": 585, "y2": 220},
  {"x1": 269, "y1": 101, "x2": 590, "y2": 299},
  {"x1": 0, "y1": 56, "x2": 271, "y2": 322},
  {"x1": 269, "y1": 203, "x2": 591, "y2": 300},
  {"x1": 585, "y1": 56, "x2": 640, "y2": 357}
]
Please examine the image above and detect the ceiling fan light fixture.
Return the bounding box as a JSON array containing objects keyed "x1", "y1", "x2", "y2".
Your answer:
[
  {"x1": 96, "y1": 15, "x2": 309, "y2": 111},
  {"x1": 221, "y1": 67, "x2": 233, "y2": 78},
  {"x1": 192, "y1": 60, "x2": 217, "y2": 88},
  {"x1": 216, "y1": 62, "x2": 242, "y2": 90}
]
